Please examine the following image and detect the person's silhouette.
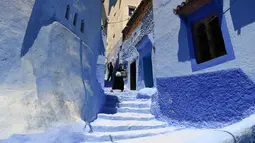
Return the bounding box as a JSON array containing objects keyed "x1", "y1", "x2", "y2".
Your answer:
[{"x1": 107, "y1": 62, "x2": 113, "y2": 81}]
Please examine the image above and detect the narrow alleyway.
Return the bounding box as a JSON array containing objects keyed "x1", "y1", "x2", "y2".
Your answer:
[{"x1": 83, "y1": 88, "x2": 177, "y2": 142}]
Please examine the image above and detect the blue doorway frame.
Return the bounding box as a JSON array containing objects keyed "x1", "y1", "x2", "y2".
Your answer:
[
  {"x1": 137, "y1": 35, "x2": 154, "y2": 88},
  {"x1": 143, "y1": 53, "x2": 154, "y2": 88}
]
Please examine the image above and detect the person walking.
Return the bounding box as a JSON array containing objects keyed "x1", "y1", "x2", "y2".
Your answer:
[
  {"x1": 107, "y1": 62, "x2": 113, "y2": 81},
  {"x1": 111, "y1": 63, "x2": 125, "y2": 92}
]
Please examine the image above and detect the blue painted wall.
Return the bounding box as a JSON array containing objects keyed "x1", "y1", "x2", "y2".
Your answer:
[
  {"x1": 156, "y1": 68, "x2": 255, "y2": 128},
  {"x1": 152, "y1": 0, "x2": 255, "y2": 128},
  {"x1": 0, "y1": 0, "x2": 105, "y2": 135},
  {"x1": 21, "y1": 0, "x2": 104, "y2": 57}
]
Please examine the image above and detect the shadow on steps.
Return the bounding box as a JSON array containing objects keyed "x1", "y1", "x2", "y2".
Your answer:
[
  {"x1": 104, "y1": 80, "x2": 112, "y2": 88},
  {"x1": 99, "y1": 94, "x2": 120, "y2": 114}
]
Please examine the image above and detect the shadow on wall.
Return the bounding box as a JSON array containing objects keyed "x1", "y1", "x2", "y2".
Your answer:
[
  {"x1": 178, "y1": 19, "x2": 190, "y2": 62},
  {"x1": 96, "y1": 31, "x2": 106, "y2": 56},
  {"x1": 21, "y1": 0, "x2": 56, "y2": 57},
  {"x1": 230, "y1": 0, "x2": 255, "y2": 35},
  {"x1": 80, "y1": 41, "x2": 94, "y2": 122},
  {"x1": 80, "y1": 40, "x2": 105, "y2": 123},
  {"x1": 156, "y1": 68, "x2": 255, "y2": 128}
]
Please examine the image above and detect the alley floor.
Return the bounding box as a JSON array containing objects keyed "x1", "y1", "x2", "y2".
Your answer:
[{"x1": 85, "y1": 88, "x2": 177, "y2": 142}]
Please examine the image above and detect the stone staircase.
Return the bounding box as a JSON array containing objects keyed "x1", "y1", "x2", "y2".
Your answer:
[{"x1": 82, "y1": 89, "x2": 176, "y2": 142}]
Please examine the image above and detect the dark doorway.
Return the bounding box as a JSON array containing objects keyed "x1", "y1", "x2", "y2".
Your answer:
[
  {"x1": 143, "y1": 53, "x2": 154, "y2": 88},
  {"x1": 130, "y1": 61, "x2": 136, "y2": 90}
]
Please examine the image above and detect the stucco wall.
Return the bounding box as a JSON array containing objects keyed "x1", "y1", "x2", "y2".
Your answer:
[
  {"x1": 152, "y1": 0, "x2": 255, "y2": 128},
  {"x1": 153, "y1": 0, "x2": 255, "y2": 79},
  {"x1": 21, "y1": 0, "x2": 104, "y2": 57},
  {"x1": 0, "y1": 0, "x2": 105, "y2": 138}
]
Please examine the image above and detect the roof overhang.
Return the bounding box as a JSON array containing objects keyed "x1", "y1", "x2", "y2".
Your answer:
[{"x1": 173, "y1": 0, "x2": 212, "y2": 16}]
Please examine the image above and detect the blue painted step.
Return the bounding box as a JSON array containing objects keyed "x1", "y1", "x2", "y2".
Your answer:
[
  {"x1": 104, "y1": 80, "x2": 112, "y2": 87},
  {"x1": 100, "y1": 95, "x2": 120, "y2": 114}
]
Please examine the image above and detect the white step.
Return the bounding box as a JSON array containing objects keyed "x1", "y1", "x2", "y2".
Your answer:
[
  {"x1": 117, "y1": 107, "x2": 151, "y2": 114},
  {"x1": 120, "y1": 101, "x2": 151, "y2": 108},
  {"x1": 98, "y1": 112, "x2": 154, "y2": 121},
  {"x1": 90, "y1": 127, "x2": 176, "y2": 137},
  {"x1": 92, "y1": 119, "x2": 166, "y2": 126},
  {"x1": 82, "y1": 127, "x2": 177, "y2": 142},
  {"x1": 91, "y1": 119, "x2": 168, "y2": 132}
]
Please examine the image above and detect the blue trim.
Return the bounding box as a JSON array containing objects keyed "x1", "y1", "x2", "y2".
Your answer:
[
  {"x1": 137, "y1": 35, "x2": 153, "y2": 58},
  {"x1": 182, "y1": 0, "x2": 235, "y2": 71}
]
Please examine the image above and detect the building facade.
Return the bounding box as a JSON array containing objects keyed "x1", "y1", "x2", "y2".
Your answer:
[
  {"x1": 152, "y1": 0, "x2": 255, "y2": 128},
  {"x1": 120, "y1": 0, "x2": 154, "y2": 90},
  {"x1": 0, "y1": 0, "x2": 105, "y2": 137},
  {"x1": 106, "y1": 0, "x2": 141, "y2": 61}
]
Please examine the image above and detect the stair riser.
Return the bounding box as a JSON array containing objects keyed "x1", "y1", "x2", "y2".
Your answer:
[
  {"x1": 93, "y1": 124, "x2": 168, "y2": 132},
  {"x1": 119, "y1": 104, "x2": 151, "y2": 108},
  {"x1": 117, "y1": 109, "x2": 151, "y2": 114},
  {"x1": 97, "y1": 115, "x2": 155, "y2": 121}
]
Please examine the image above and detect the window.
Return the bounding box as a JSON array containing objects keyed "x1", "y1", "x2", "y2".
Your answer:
[
  {"x1": 80, "y1": 20, "x2": 85, "y2": 33},
  {"x1": 128, "y1": 6, "x2": 135, "y2": 16},
  {"x1": 181, "y1": 2, "x2": 235, "y2": 71},
  {"x1": 114, "y1": 13, "x2": 116, "y2": 16},
  {"x1": 73, "y1": 13, "x2": 78, "y2": 26},
  {"x1": 65, "y1": 5, "x2": 70, "y2": 20},
  {"x1": 191, "y1": 13, "x2": 226, "y2": 64},
  {"x1": 113, "y1": 34, "x2": 115, "y2": 38}
]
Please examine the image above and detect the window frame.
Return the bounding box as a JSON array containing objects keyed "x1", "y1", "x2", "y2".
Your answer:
[{"x1": 182, "y1": 1, "x2": 235, "y2": 71}]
